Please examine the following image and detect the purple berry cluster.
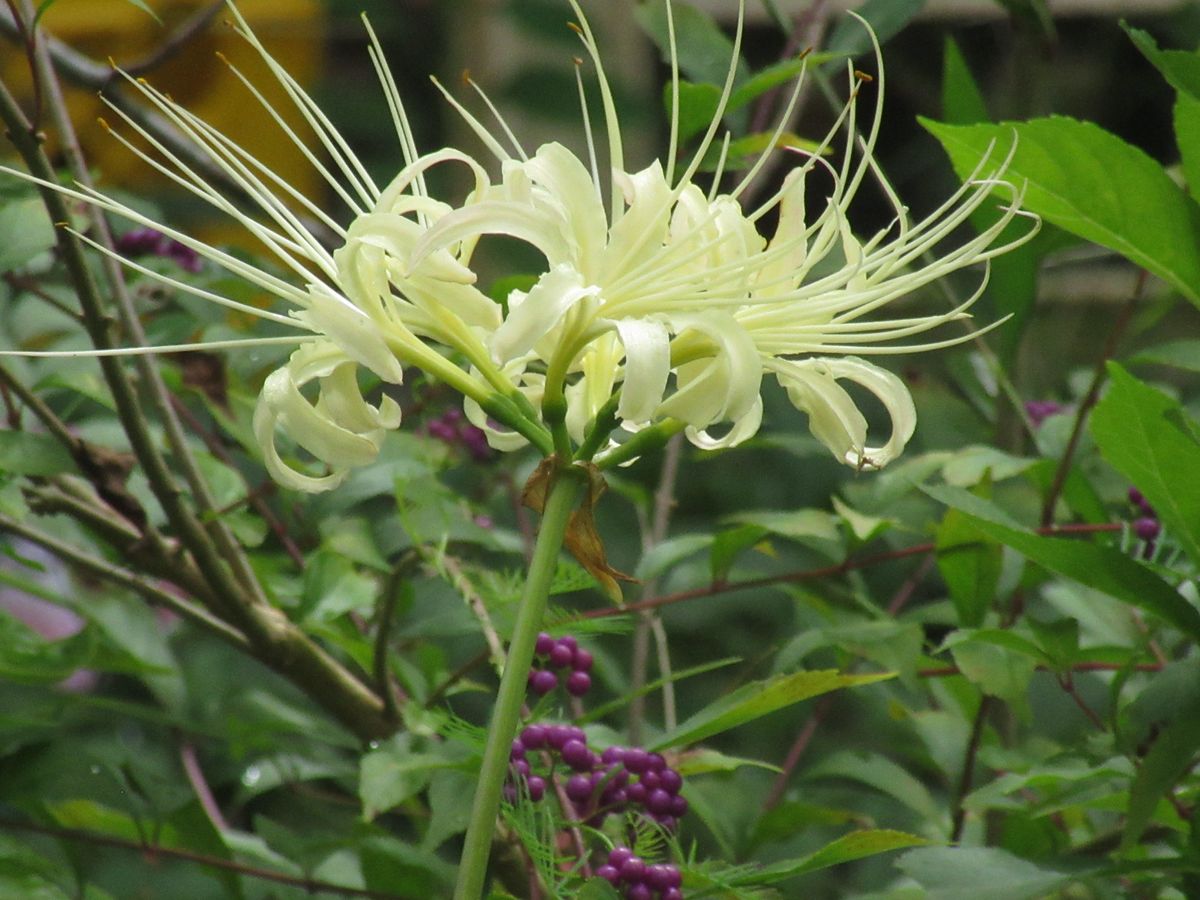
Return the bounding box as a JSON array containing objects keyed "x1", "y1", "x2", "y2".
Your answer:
[
  {"x1": 595, "y1": 847, "x2": 684, "y2": 900},
  {"x1": 528, "y1": 632, "x2": 593, "y2": 697},
  {"x1": 1129, "y1": 487, "x2": 1161, "y2": 557},
  {"x1": 425, "y1": 408, "x2": 491, "y2": 461},
  {"x1": 505, "y1": 723, "x2": 689, "y2": 833},
  {"x1": 115, "y1": 227, "x2": 203, "y2": 273}
]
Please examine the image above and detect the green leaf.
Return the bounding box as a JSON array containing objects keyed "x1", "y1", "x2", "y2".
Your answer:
[
  {"x1": 923, "y1": 116, "x2": 1200, "y2": 306},
  {"x1": 1126, "y1": 25, "x2": 1200, "y2": 104},
  {"x1": 936, "y1": 504, "x2": 1002, "y2": 628},
  {"x1": 1123, "y1": 713, "x2": 1200, "y2": 849},
  {"x1": 896, "y1": 846, "x2": 1069, "y2": 900},
  {"x1": 0, "y1": 431, "x2": 75, "y2": 477},
  {"x1": 636, "y1": 533, "x2": 712, "y2": 580},
  {"x1": 635, "y1": 2, "x2": 750, "y2": 89},
  {"x1": 942, "y1": 37, "x2": 988, "y2": 124},
  {"x1": 1090, "y1": 362, "x2": 1200, "y2": 562},
  {"x1": 1175, "y1": 93, "x2": 1200, "y2": 198},
  {"x1": 723, "y1": 509, "x2": 842, "y2": 559},
  {"x1": 804, "y1": 751, "x2": 942, "y2": 821},
  {"x1": 359, "y1": 735, "x2": 454, "y2": 820},
  {"x1": 709, "y1": 524, "x2": 768, "y2": 582},
  {"x1": 1130, "y1": 339, "x2": 1200, "y2": 374},
  {"x1": 746, "y1": 829, "x2": 928, "y2": 884},
  {"x1": 922, "y1": 483, "x2": 1200, "y2": 639},
  {"x1": 0, "y1": 197, "x2": 56, "y2": 273},
  {"x1": 652, "y1": 669, "x2": 893, "y2": 750},
  {"x1": 946, "y1": 632, "x2": 1041, "y2": 704},
  {"x1": 825, "y1": 0, "x2": 926, "y2": 56}
]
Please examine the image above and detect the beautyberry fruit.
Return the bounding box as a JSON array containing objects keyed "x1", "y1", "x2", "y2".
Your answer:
[
  {"x1": 626, "y1": 885, "x2": 652, "y2": 900},
  {"x1": 566, "y1": 671, "x2": 592, "y2": 696},
  {"x1": 534, "y1": 632, "x2": 555, "y2": 655},
  {"x1": 566, "y1": 773, "x2": 593, "y2": 802},
  {"x1": 561, "y1": 739, "x2": 592, "y2": 770},
  {"x1": 549, "y1": 642, "x2": 575, "y2": 668},
  {"x1": 520, "y1": 724, "x2": 547, "y2": 749},
  {"x1": 1135, "y1": 517, "x2": 1161, "y2": 541},
  {"x1": 528, "y1": 669, "x2": 558, "y2": 695},
  {"x1": 526, "y1": 775, "x2": 546, "y2": 801},
  {"x1": 608, "y1": 847, "x2": 635, "y2": 868},
  {"x1": 659, "y1": 768, "x2": 683, "y2": 794},
  {"x1": 596, "y1": 864, "x2": 620, "y2": 885},
  {"x1": 572, "y1": 648, "x2": 594, "y2": 672},
  {"x1": 619, "y1": 857, "x2": 646, "y2": 883}
]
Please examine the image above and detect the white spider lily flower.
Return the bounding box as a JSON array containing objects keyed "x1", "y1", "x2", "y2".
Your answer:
[
  {"x1": 406, "y1": 2, "x2": 1035, "y2": 467},
  {"x1": 1, "y1": 0, "x2": 1035, "y2": 489}
]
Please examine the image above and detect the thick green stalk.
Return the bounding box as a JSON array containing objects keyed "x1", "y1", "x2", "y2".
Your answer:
[{"x1": 454, "y1": 467, "x2": 584, "y2": 900}]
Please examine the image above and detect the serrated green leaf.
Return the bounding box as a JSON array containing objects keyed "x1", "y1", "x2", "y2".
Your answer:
[
  {"x1": 746, "y1": 829, "x2": 928, "y2": 884},
  {"x1": 922, "y1": 483, "x2": 1200, "y2": 639},
  {"x1": 652, "y1": 669, "x2": 893, "y2": 750},
  {"x1": 1126, "y1": 25, "x2": 1200, "y2": 103},
  {"x1": 1091, "y1": 362, "x2": 1200, "y2": 562},
  {"x1": 923, "y1": 116, "x2": 1200, "y2": 306}
]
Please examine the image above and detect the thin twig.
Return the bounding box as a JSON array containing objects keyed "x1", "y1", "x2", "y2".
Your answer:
[
  {"x1": 179, "y1": 740, "x2": 228, "y2": 830},
  {"x1": 585, "y1": 522, "x2": 1123, "y2": 621},
  {"x1": 0, "y1": 817, "x2": 409, "y2": 899},
  {"x1": 950, "y1": 695, "x2": 992, "y2": 842},
  {"x1": 1040, "y1": 270, "x2": 1148, "y2": 526},
  {"x1": 763, "y1": 693, "x2": 834, "y2": 810},
  {"x1": 628, "y1": 433, "x2": 685, "y2": 744},
  {"x1": 122, "y1": 1, "x2": 225, "y2": 77}
]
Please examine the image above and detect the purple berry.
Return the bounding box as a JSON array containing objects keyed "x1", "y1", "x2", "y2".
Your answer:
[
  {"x1": 646, "y1": 752, "x2": 666, "y2": 772},
  {"x1": 646, "y1": 788, "x2": 673, "y2": 815},
  {"x1": 561, "y1": 739, "x2": 592, "y2": 771},
  {"x1": 601, "y1": 746, "x2": 626, "y2": 765},
  {"x1": 662, "y1": 889, "x2": 683, "y2": 900},
  {"x1": 662, "y1": 866, "x2": 682, "y2": 889},
  {"x1": 510, "y1": 739, "x2": 526, "y2": 760},
  {"x1": 608, "y1": 847, "x2": 635, "y2": 868},
  {"x1": 603, "y1": 786, "x2": 628, "y2": 808},
  {"x1": 527, "y1": 775, "x2": 546, "y2": 801},
  {"x1": 639, "y1": 771, "x2": 661, "y2": 791},
  {"x1": 534, "y1": 632, "x2": 555, "y2": 655},
  {"x1": 566, "y1": 773, "x2": 593, "y2": 802},
  {"x1": 659, "y1": 768, "x2": 683, "y2": 794},
  {"x1": 546, "y1": 724, "x2": 573, "y2": 750},
  {"x1": 566, "y1": 725, "x2": 587, "y2": 744},
  {"x1": 602, "y1": 764, "x2": 629, "y2": 788},
  {"x1": 623, "y1": 748, "x2": 650, "y2": 773},
  {"x1": 502, "y1": 784, "x2": 517, "y2": 803},
  {"x1": 619, "y1": 858, "x2": 646, "y2": 883},
  {"x1": 572, "y1": 648, "x2": 594, "y2": 672},
  {"x1": 596, "y1": 864, "x2": 620, "y2": 885},
  {"x1": 557, "y1": 634, "x2": 578, "y2": 652},
  {"x1": 529, "y1": 669, "x2": 558, "y2": 695},
  {"x1": 626, "y1": 782, "x2": 647, "y2": 804},
  {"x1": 549, "y1": 642, "x2": 575, "y2": 668},
  {"x1": 520, "y1": 724, "x2": 547, "y2": 749},
  {"x1": 654, "y1": 814, "x2": 677, "y2": 831},
  {"x1": 670, "y1": 794, "x2": 689, "y2": 817},
  {"x1": 644, "y1": 865, "x2": 674, "y2": 890},
  {"x1": 566, "y1": 671, "x2": 592, "y2": 696},
  {"x1": 510, "y1": 758, "x2": 530, "y2": 778},
  {"x1": 1135, "y1": 517, "x2": 1161, "y2": 541},
  {"x1": 626, "y1": 885, "x2": 652, "y2": 900}
]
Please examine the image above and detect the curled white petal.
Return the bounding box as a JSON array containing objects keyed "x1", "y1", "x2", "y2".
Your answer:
[
  {"x1": 253, "y1": 342, "x2": 401, "y2": 493},
  {"x1": 490, "y1": 264, "x2": 599, "y2": 364},
  {"x1": 770, "y1": 356, "x2": 916, "y2": 470},
  {"x1": 611, "y1": 317, "x2": 671, "y2": 425}
]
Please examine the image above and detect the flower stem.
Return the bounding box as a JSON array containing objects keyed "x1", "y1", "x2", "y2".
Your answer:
[{"x1": 454, "y1": 465, "x2": 584, "y2": 900}]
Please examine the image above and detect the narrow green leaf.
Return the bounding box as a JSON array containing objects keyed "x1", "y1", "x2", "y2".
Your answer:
[
  {"x1": 578, "y1": 657, "x2": 740, "y2": 725},
  {"x1": 709, "y1": 524, "x2": 768, "y2": 582},
  {"x1": 804, "y1": 750, "x2": 942, "y2": 821},
  {"x1": 634, "y1": 2, "x2": 750, "y2": 89},
  {"x1": 1122, "y1": 713, "x2": 1200, "y2": 850},
  {"x1": 1091, "y1": 362, "x2": 1200, "y2": 562},
  {"x1": 942, "y1": 37, "x2": 988, "y2": 124},
  {"x1": 746, "y1": 829, "x2": 928, "y2": 884},
  {"x1": 652, "y1": 669, "x2": 893, "y2": 750},
  {"x1": 923, "y1": 116, "x2": 1200, "y2": 306},
  {"x1": 922, "y1": 483, "x2": 1200, "y2": 639}
]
